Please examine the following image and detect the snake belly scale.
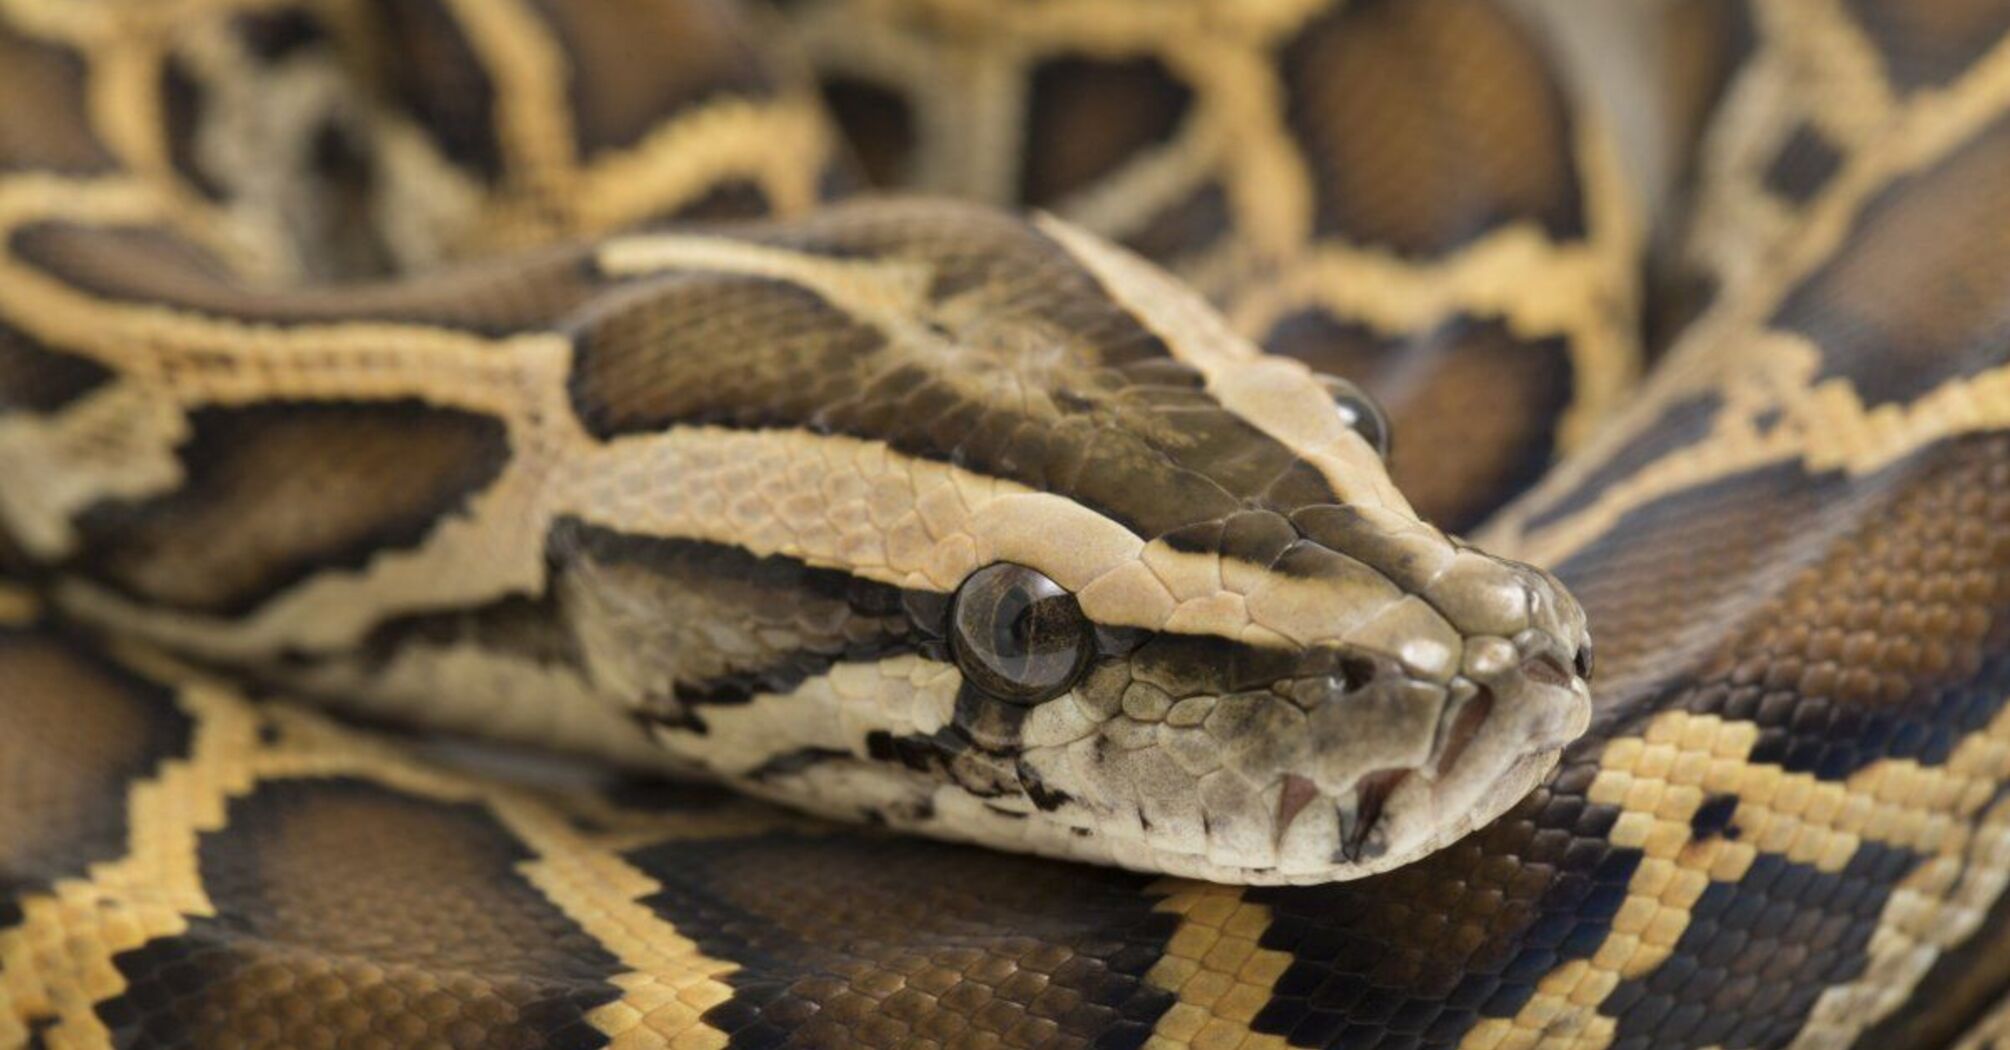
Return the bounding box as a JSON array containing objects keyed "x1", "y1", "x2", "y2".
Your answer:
[{"x1": 3, "y1": 0, "x2": 2010, "y2": 1048}]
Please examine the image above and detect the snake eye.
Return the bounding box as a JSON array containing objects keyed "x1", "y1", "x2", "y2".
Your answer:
[
  {"x1": 1317, "y1": 374, "x2": 1392, "y2": 459},
  {"x1": 950, "y1": 563, "x2": 1093, "y2": 704}
]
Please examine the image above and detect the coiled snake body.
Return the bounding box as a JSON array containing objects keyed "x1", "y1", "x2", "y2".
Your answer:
[{"x1": 3, "y1": 0, "x2": 2010, "y2": 1047}]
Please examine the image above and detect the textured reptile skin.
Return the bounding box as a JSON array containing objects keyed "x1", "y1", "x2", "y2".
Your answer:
[{"x1": 4, "y1": 0, "x2": 2010, "y2": 1047}]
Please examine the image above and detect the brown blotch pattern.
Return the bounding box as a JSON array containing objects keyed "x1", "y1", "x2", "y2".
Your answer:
[
  {"x1": 160, "y1": 56, "x2": 226, "y2": 201},
  {"x1": 1278, "y1": 0, "x2": 1585, "y2": 256},
  {"x1": 0, "y1": 629, "x2": 192, "y2": 890},
  {"x1": 365, "y1": 0, "x2": 506, "y2": 179},
  {"x1": 622, "y1": 833, "x2": 1178, "y2": 1049},
  {"x1": 524, "y1": 0, "x2": 776, "y2": 160},
  {"x1": 1559, "y1": 436, "x2": 2010, "y2": 779},
  {"x1": 1843, "y1": 0, "x2": 2010, "y2": 93},
  {"x1": 667, "y1": 179, "x2": 775, "y2": 222},
  {"x1": 11, "y1": 222, "x2": 611, "y2": 334},
  {"x1": 1771, "y1": 113, "x2": 2010, "y2": 407},
  {"x1": 580, "y1": 202, "x2": 1344, "y2": 542},
  {"x1": 550, "y1": 521, "x2": 922, "y2": 715},
  {"x1": 821, "y1": 76, "x2": 916, "y2": 189},
  {"x1": 1264, "y1": 311, "x2": 1574, "y2": 532},
  {"x1": 1762, "y1": 121, "x2": 1846, "y2": 205},
  {"x1": 1524, "y1": 392, "x2": 1724, "y2": 533},
  {"x1": 1120, "y1": 181, "x2": 1232, "y2": 269},
  {"x1": 0, "y1": 322, "x2": 113, "y2": 416},
  {"x1": 0, "y1": 25, "x2": 113, "y2": 173},
  {"x1": 1244, "y1": 761, "x2": 1635, "y2": 1046},
  {"x1": 358, "y1": 591, "x2": 585, "y2": 673},
  {"x1": 233, "y1": 8, "x2": 329, "y2": 63},
  {"x1": 100, "y1": 778, "x2": 622, "y2": 1049},
  {"x1": 566, "y1": 273, "x2": 887, "y2": 437},
  {"x1": 1658, "y1": 0, "x2": 1755, "y2": 176},
  {"x1": 1604, "y1": 840, "x2": 1924, "y2": 1048},
  {"x1": 1018, "y1": 56, "x2": 1195, "y2": 208},
  {"x1": 73, "y1": 401, "x2": 510, "y2": 616}
]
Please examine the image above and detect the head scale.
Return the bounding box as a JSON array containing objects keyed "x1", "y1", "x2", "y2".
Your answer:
[{"x1": 565, "y1": 199, "x2": 1592, "y2": 883}]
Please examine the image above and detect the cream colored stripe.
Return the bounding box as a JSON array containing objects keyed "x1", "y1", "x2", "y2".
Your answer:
[
  {"x1": 570, "y1": 96, "x2": 831, "y2": 231},
  {"x1": 1032, "y1": 213, "x2": 1409, "y2": 515},
  {"x1": 918, "y1": 0, "x2": 1333, "y2": 51},
  {"x1": 636, "y1": 654, "x2": 962, "y2": 782},
  {"x1": 437, "y1": 0, "x2": 577, "y2": 193},
  {"x1": 560, "y1": 424, "x2": 1395, "y2": 647},
  {"x1": 53, "y1": 414, "x2": 1420, "y2": 670},
  {"x1": 597, "y1": 232, "x2": 939, "y2": 334}
]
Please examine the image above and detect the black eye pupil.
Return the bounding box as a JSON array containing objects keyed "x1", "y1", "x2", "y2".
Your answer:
[
  {"x1": 1316, "y1": 374, "x2": 1392, "y2": 459},
  {"x1": 951, "y1": 563, "x2": 1092, "y2": 704}
]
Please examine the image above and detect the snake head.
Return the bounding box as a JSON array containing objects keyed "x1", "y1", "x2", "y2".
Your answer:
[
  {"x1": 565, "y1": 200, "x2": 1591, "y2": 882},
  {"x1": 907, "y1": 509, "x2": 1592, "y2": 885}
]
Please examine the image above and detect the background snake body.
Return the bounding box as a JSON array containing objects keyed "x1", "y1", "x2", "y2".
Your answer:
[{"x1": 3, "y1": 0, "x2": 2010, "y2": 1047}]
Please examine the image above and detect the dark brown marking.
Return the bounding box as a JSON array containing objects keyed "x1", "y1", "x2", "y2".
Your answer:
[
  {"x1": 550, "y1": 520, "x2": 923, "y2": 721},
  {"x1": 0, "y1": 628, "x2": 192, "y2": 892},
  {"x1": 1606, "y1": 843, "x2": 1921, "y2": 1048},
  {"x1": 99, "y1": 779, "x2": 622, "y2": 1049},
  {"x1": 667, "y1": 179, "x2": 773, "y2": 222},
  {"x1": 1018, "y1": 57, "x2": 1194, "y2": 207},
  {"x1": 11, "y1": 222, "x2": 611, "y2": 335},
  {"x1": 1640, "y1": 0, "x2": 1751, "y2": 360},
  {"x1": 73, "y1": 401, "x2": 510, "y2": 616},
  {"x1": 1842, "y1": 0, "x2": 2010, "y2": 93},
  {"x1": 358, "y1": 591, "x2": 584, "y2": 672},
  {"x1": 620, "y1": 833, "x2": 1177, "y2": 1049},
  {"x1": 1279, "y1": 0, "x2": 1585, "y2": 256},
  {"x1": 1263, "y1": 311, "x2": 1574, "y2": 532},
  {"x1": 1688, "y1": 793, "x2": 1740, "y2": 840},
  {"x1": 566, "y1": 273, "x2": 889, "y2": 436},
  {"x1": 821, "y1": 76, "x2": 915, "y2": 189},
  {"x1": 365, "y1": 0, "x2": 506, "y2": 179},
  {"x1": 1247, "y1": 761, "x2": 1637, "y2": 1045},
  {"x1": 161, "y1": 56, "x2": 227, "y2": 201},
  {"x1": 1660, "y1": 0, "x2": 1755, "y2": 172},
  {"x1": 1559, "y1": 436, "x2": 2010, "y2": 782},
  {"x1": 1524, "y1": 392, "x2": 1724, "y2": 533},
  {"x1": 1770, "y1": 113, "x2": 2010, "y2": 407},
  {"x1": 0, "y1": 323, "x2": 112, "y2": 416},
  {"x1": 1763, "y1": 122, "x2": 1845, "y2": 205},
  {"x1": 573, "y1": 201, "x2": 1344, "y2": 544},
  {"x1": 0, "y1": 26, "x2": 114, "y2": 173},
  {"x1": 1120, "y1": 181, "x2": 1232, "y2": 268},
  {"x1": 234, "y1": 8, "x2": 328, "y2": 63},
  {"x1": 523, "y1": 0, "x2": 776, "y2": 160}
]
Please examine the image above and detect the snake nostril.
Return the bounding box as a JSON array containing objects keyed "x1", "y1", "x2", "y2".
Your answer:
[
  {"x1": 1338, "y1": 656, "x2": 1377, "y2": 693},
  {"x1": 1573, "y1": 644, "x2": 1595, "y2": 681},
  {"x1": 1522, "y1": 652, "x2": 1573, "y2": 688}
]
